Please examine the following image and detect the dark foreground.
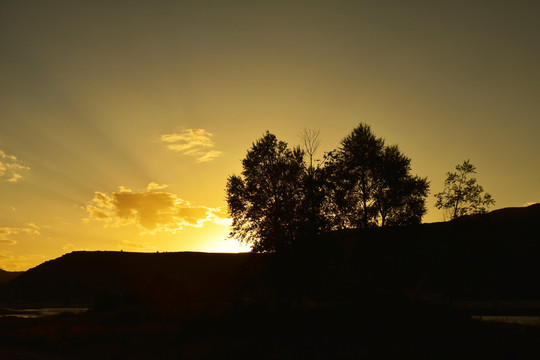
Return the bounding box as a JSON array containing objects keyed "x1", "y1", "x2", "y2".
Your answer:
[
  {"x1": 1, "y1": 297, "x2": 540, "y2": 359},
  {"x1": 1, "y1": 205, "x2": 539, "y2": 358}
]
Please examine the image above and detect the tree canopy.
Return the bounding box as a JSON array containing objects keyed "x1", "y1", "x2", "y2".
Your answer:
[
  {"x1": 226, "y1": 132, "x2": 305, "y2": 252},
  {"x1": 226, "y1": 124, "x2": 430, "y2": 252},
  {"x1": 323, "y1": 124, "x2": 429, "y2": 229}
]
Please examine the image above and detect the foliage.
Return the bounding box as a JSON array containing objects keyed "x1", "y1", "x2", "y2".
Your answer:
[
  {"x1": 374, "y1": 145, "x2": 430, "y2": 226},
  {"x1": 226, "y1": 132, "x2": 306, "y2": 252},
  {"x1": 323, "y1": 124, "x2": 429, "y2": 229},
  {"x1": 322, "y1": 124, "x2": 384, "y2": 229},
  {"x1": 434, "y1": 159, "x2": 495, "y2": 219},
  {"x1": 227, "y1": 124, "x2": 430, "y2": 252}
]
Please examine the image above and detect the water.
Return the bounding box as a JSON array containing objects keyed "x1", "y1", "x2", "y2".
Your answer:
[
  {"x1": 0, "y1": 307, "x2": 88, "y2": 318},
  {"x1": 472, "y1": 315, "x2": 540, "y2": 326}
]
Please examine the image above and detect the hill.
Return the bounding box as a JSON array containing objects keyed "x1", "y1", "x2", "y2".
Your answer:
[
  {"x1": 325, "y1": 203, "x2": 540, "y2": 301},
  {"x1": 0, "y1": 269, "x2": 23, "y2": 285},
  {"x1": 0, "y1": 204, "x2": 539, "y2": 309},
  {"x1": 0, "y1": 205, "x2": 539, "y2": 359},
  {"x1": 0, "y1": 251, "x2": 267, "y2": 311}
]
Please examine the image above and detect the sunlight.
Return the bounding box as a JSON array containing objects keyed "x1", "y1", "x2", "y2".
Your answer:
[{"x1": 168, "y1": 224, "x2": 251, "y2": 253}]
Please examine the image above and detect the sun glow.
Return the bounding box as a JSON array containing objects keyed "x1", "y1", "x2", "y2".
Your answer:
[{"x1": 1, "y1": 1, "x2": 539, "y2": 271}]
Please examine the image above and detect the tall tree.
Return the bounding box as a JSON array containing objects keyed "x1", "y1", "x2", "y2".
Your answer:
[
  {"x1": 374, "y1": 145, "x2": 430, "y2": 226},
  {"x1": 323, "y1": 124, "x2": 384, "y2": 228},
  {"x1": 226, "y1": 132, "x2": 305, "y2": 252},
  {"x1": 435, "y1": 159, "x2": 495, "y2": 219},
  {"x1": 323, "y1": 123, "x2": 429, "y2": 229}
]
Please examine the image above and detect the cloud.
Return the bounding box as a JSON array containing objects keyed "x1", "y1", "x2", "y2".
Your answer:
[
  {"x1": 119, "y1": 240, "x2": 158, "y2": 252},
  {"x1": 62, "y1": 244, "x2": 89, "y2": 253},
  {"x1": 85, "y1": 183, "x2": 231, "y2": 233},
  {"x1": 0, "y1": 223, "x2": 40, "y2": 245},
  {"x1": 160, "y1": 128, "x2": 223, "y2": 162},
  {"x1": 0, "y1": 150, "x2": 30, "y2": 183},
  {"x1": 0, "y1": 250, "x2": 45, "y2": 271}
]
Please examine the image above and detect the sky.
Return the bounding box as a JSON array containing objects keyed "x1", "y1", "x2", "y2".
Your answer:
[{"x1": 1, "y1": 1, "x2": 539, "y2": 271}]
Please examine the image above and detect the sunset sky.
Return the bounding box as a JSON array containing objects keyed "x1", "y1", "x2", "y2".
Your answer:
[{"x1": 1, "y1": 1, "x2": 538, "y2": 270}]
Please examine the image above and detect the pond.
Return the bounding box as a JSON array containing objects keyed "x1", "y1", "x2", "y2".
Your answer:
[
  {"x1": 0, "y1": 307, "x2": 89, "y2": 318},
  {"x1": 471, "y1": 315, "x2": 540, "y2": 326}
]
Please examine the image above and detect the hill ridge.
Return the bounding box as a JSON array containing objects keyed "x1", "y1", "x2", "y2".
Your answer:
[{"x1": 0, "y1": 204, "x2": 538, "y2": 308}]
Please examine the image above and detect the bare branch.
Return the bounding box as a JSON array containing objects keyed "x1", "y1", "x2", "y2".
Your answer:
[{"x1": 299, "y1": 128, "x2": 321, "y2": 169}]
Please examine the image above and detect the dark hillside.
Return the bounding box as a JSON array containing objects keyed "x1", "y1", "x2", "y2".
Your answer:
[
  {"x1": 0, "y1": 251, "x2": 267, "y2": 311},
  {"x1": 0, "y1": 205, "x2": 539, "y2": 359},
  {"x1": 327, "y1": 203, "x2": 540, "y2": 301},
  {"x1": 0, "y1": 269, "x2": 23, "y2": 285},
  {"x1": 0, "y1": 204, "x2": 538, "y2": 311}
]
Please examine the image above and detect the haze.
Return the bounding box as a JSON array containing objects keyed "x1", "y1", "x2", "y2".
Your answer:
[{"x1": 1, "y1": 1, "x2": 538, "y2": 270}]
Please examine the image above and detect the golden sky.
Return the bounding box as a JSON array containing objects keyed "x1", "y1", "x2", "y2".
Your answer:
[{"x1": 1, "y1": 1, "x2": 539, "y2": 270}]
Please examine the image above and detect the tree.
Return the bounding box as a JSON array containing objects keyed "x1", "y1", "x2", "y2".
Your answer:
[
  {"x1": 434, "y1": 159, "x2": 495, "y2": 220},
  {"x1": 226, "y1": 132, "x2": 306, "y2": 252},
  {"x1": 297, "y1": 128, "x2": 329, "y2": 237},
  {"x1": 322, "y1": 124, "x2": 384, "y2": 229},
  {"x1": 323, "y1": 123, "x2": 429, "y2": 229},
  {"x1": 299, "y1": 128, "x2": 321, "y2": 170},
  {"x1": 227, "y1": 125, "x2": 430, "y2": 252},
  {"x1": 374, "y1": 145, "x2": 430, "y2": 226}
]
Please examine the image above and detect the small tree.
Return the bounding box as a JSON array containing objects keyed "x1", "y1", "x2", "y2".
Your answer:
[
  {"x1": 299, "y1": 128, "x2": 321, "y2": 170},
  {"x1": 435, "y1": 159, "x2": 495, "y2": 220}
]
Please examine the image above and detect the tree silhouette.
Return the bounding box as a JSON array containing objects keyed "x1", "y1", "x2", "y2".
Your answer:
[
  {"x1": 299, "y1": 128, "x2": 321, "y2": 170},
  {"x1": 323, "y1": 123, "x2": 429, "y2": 229},
  {"x1": 226, "y1": 132, "x2": 305, "y2": 252},
  {"x1": 227, "y1": 125, "x2": 430, "y2": 252},
  {"x1": 323, "y1": 124, "x2": 384, "y2": 228},
  {"x1": 374, "y1": 145, "x2": 430, "y2": 226},
  {"x1": 298, "y1": 128, "x2": 329, "y2": 239},
  {"x1": 434, "y1": 159, "x2": 495, "y2": 220}
]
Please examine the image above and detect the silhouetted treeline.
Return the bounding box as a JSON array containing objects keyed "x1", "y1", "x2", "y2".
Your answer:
[{"x1": 227, "y1": 123, "x2": 429, "y2": 252}]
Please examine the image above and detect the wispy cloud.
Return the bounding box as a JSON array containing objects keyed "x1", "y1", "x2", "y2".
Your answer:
[
  {"x1": 85, "y1": 183, "x2": 231, "y2": 233},
  {"x1": 0, "y1": 223, "x2": 40, "y2": 245},
  {"x1": 0, "y1": 250, "x2": 45, "y2": 271},
  {"x1": 160, "y1": 129, "x2": 223, "y2": 162},
  {"x1": 119, "y1": 240, "x2": 158, "y2": 252},
  {"x1": 0, "y1": 150, "x2": 30, "y2": 183},
  {"x1": 62, "y1": 243, "x2": 89, "y2": 253}
]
